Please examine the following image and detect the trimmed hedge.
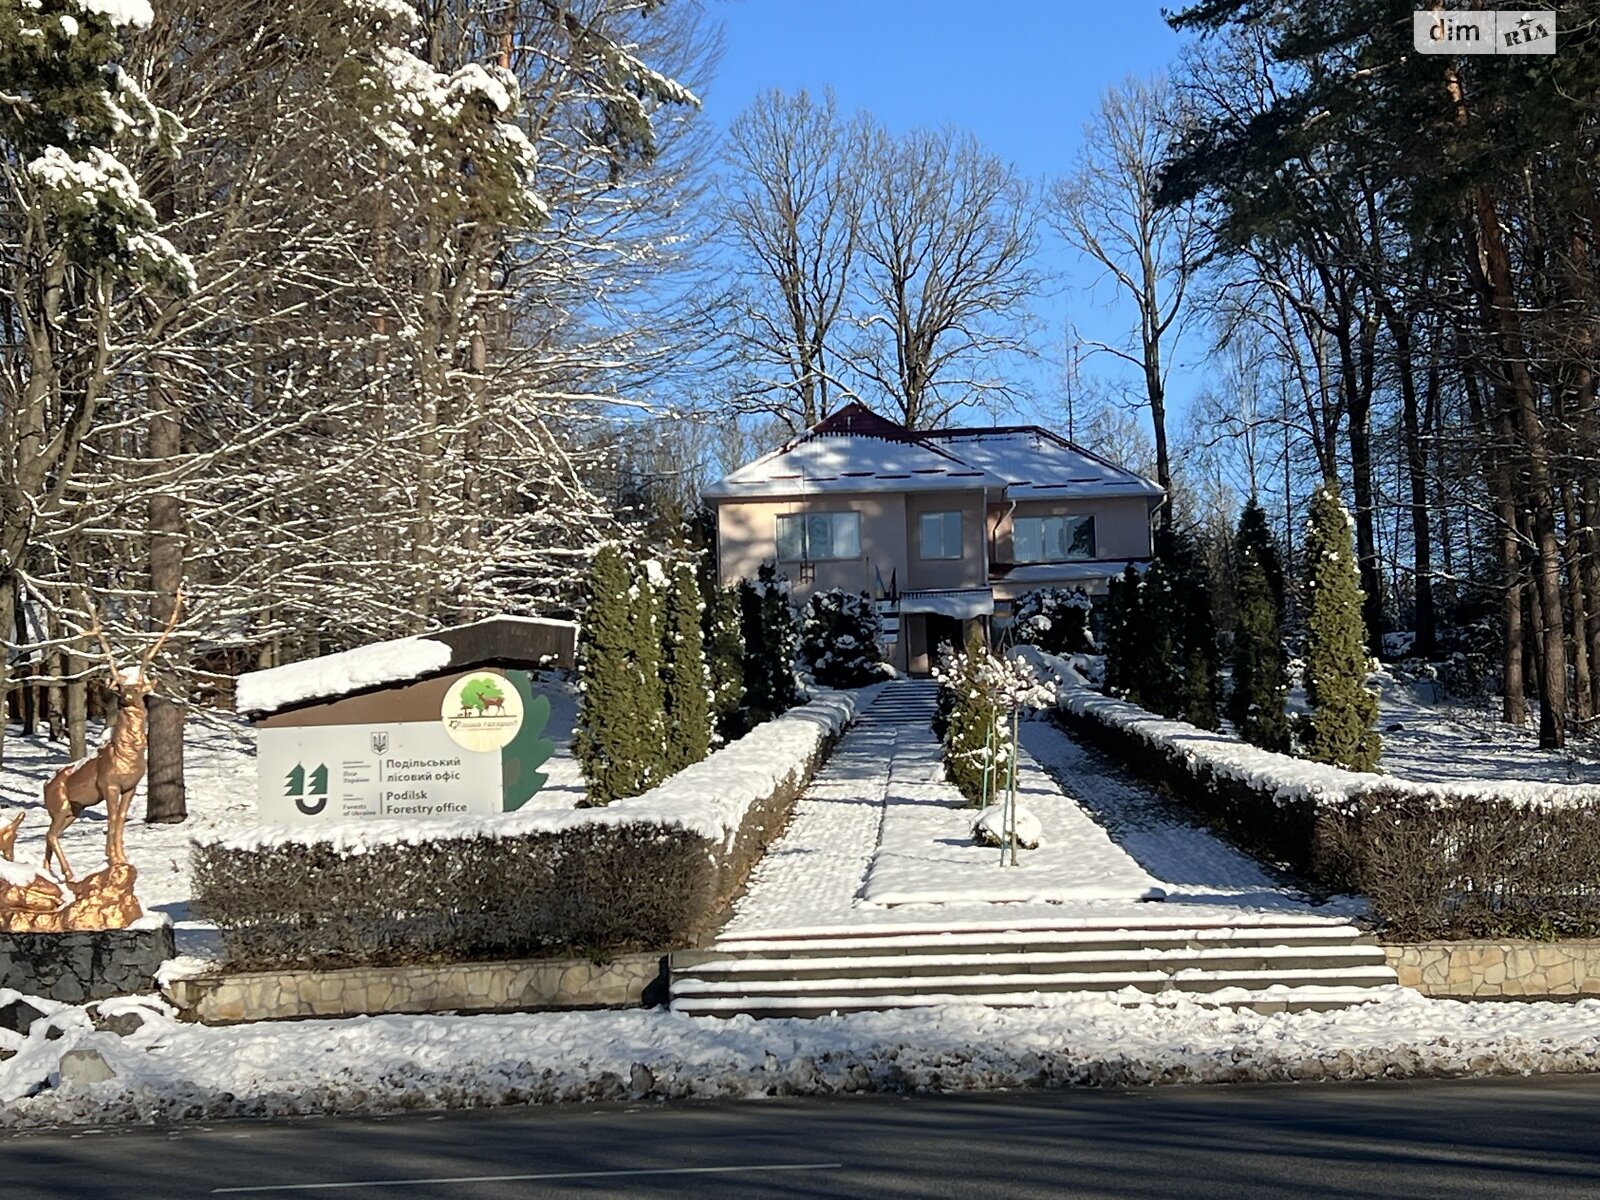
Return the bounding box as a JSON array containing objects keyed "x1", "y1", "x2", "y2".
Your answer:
[
  {"x1": 1025, "y1": 650, "x2": 1600, "y2": 940},
  {"x1": 195, "y1": 693, "x2": 854, "y2": 970}
]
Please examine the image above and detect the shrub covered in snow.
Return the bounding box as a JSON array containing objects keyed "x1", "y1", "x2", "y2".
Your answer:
[
  {"x1": 1040, "y1": 654, "x2": 1600, "y2": 940},
  {"x1": 1010, "y1": 587, "x2": 1094, "y2": 656},
  {"x1": 798, "y1": 589, "x2": 890, "y2": 687},
  {"x1": 193, "y1": 693, "x2": 858, "y2": 970}
]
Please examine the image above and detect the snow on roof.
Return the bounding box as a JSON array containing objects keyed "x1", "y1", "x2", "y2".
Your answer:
[
  {"x1": 926, "y1": 428, "x2": 1163, "y2": 500},
  {"x1": 235, "y1": 615, "x2": 579, "y2": 718},
  {"x1": 704, "y1": 432, "x2": 1003, "y2": 499},
  {"x1": 703, "y1": 404, "x2": 1163, "y2": 502},
  {"x1": 235, "y1": 635, "x2": 453, "y2": 718},
  {"x1": 899, "y1": 589, "x2": 995, "y2": 619}
]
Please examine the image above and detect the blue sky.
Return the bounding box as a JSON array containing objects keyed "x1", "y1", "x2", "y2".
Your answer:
[{"x1": 698, "y1": 0, "x2": 1200, "y2": 427}]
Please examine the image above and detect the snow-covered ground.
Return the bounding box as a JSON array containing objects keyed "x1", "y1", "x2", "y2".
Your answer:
[
  {"x1": 0, "y1": 676, "x2": 584, "y2": 955},
  {"x1": 723, "y1": 687, "x2": 1353, "y2": 938},
  {"x1": 1371, "y1": 673, "x2": 1600, "y2": 786},
  {"x1": 4, "y1": 985, "x2": 1600, "y2": 1128}
]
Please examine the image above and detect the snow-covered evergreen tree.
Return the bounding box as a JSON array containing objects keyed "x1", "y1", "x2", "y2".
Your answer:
[
  {"x1": 739, "y1": 562, "x2": 798, "y2": 723},
  {"x1": 1229, "y1": 500, "x2": 1292, "y2": 752},
  {"x1": 703, "y1": 584, "x2": 745, "y2": 743},
  {"x1": 1303, "y1": 484, "x2": 1381, "y2": 771},
  {"x1": 661, "y1": 560, "x2": 711, "y2": 775},
  {"x1": 798, "y1": 589, "x2": 887, "y2": 687},
  {"x1": 1010, "y1": 587, "x2": 1093, "y2": 657}
]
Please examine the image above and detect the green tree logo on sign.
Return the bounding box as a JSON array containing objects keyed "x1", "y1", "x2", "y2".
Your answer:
[{"x1": 457, "y1": 675, "x2": 507, "y2": 717}]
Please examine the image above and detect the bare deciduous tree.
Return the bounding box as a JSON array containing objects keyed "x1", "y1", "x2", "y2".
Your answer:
[
  {"x1": 854, "y1": 124, "x2": 1041, "y2": 429},
  {"x1": 1051, "y1": 74, "x2": 1204, "y2": 533},
  {"x1": 720, "y1": 88, "x2": 865, "y2": 431}
]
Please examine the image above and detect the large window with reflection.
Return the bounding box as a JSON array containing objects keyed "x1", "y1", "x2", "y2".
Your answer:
[
  {"x1": 1013, "y1": 514, "x2": 1095, "y2": 562},
  {"x1": 777, "y1": 511, "x2": 861, "y2": 560}
]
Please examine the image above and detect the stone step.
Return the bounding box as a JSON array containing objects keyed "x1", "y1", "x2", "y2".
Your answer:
[
  {"x1": 708, "y1": 923, "x2": 1375, "y2": 959},
  {"x1": 668, "y1": 982, "x2": 1393, "y2": 1019},
  {"x1": 671, "y1": 944, "x2": 1389, "y2": 983}
]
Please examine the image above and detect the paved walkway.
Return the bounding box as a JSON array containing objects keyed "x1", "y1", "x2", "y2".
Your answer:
[{"x1": 722, "y1": 681, "x2": 1356, "y2": 938}]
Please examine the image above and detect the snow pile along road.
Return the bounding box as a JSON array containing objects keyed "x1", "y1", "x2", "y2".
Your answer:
[{"x1": 3, "y1": 988, "x2": 1600, "y2": 1128}]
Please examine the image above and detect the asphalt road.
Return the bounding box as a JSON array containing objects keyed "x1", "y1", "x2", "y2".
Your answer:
[{"x1": 4, "y1": 1075, "x2": 1600, "y2": 1199}]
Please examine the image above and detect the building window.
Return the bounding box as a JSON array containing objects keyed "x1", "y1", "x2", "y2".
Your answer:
[
  {"x1": 919, "y1": 511, "x2": 963, "y2": 559},
  {"x1": 1014, "y1": 514, "x2": 1095, "y2": 563},
  {"x1": 777, "y1": 511, "x2": 861, "y2": 561}
]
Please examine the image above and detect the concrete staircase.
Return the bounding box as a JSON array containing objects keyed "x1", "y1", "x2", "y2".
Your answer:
[{"x1": 669, "y1": 919, "x2": 1397, "y2": 1018}]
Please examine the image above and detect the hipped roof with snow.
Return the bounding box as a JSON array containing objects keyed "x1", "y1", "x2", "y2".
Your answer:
[{"x1": 703, "y1": 403, "x2": 1162, "y2": 503}]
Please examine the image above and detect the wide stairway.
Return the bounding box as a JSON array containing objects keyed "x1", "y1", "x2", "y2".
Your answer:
[{"x1": 669, "y1": 920, "x2": 1395, "y2": 1018}]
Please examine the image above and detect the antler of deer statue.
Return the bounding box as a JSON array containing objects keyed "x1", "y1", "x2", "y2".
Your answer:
[{"x1": 42, "y1": 593, "x2": 184, "y2": 881}]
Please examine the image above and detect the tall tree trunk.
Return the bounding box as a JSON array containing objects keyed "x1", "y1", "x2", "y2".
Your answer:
[
  {"x1": 1391, "y1": 307, "x2": 1436, "y2": 657},
  {"x1": 146, "y1": 382, "x2": 187, "y2": 824},
  {"x1": 1468, "y1": 191, "x2": 1568, "y2": 745}
]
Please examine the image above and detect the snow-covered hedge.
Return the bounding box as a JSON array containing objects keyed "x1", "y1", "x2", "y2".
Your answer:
[
  {"x1": 1018, "y1": 648, "x2": 1600, "y2": 940},
  {"x1": 193, "y1": 692, "x2": 857, "y2": 970}
]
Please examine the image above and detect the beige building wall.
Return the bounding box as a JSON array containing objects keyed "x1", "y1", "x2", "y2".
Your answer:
[
  {"x1": 988, "y1": 496, "x2": 1154, "y2": 566},
  {"x1": 903, "y1": 491, "x2": 988, "y2": 591},
  {"x1": 716, "y1": 493, "x2": 909, "y2": 603}
]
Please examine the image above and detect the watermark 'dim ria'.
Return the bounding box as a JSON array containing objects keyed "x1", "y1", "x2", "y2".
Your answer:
[{"x1": 1414, "y1": 9, "x2": 1556, "y2": 54}]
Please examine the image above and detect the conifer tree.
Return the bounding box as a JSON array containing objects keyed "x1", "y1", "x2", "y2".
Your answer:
[
  {"x1": 576, "y1": 544, "x2": 652, "y2": 805},
  {"x1": 1228, "y1": 500, "x2": 1291, "y2": 752},
  {"x1": 1303, "y1": 484, "x2": 1382, "y2": 770},
  {"x1": 631, "y1": 558, "x2": 669, "y2": 790},
  {"x1": 799, "y1": 589, "x2": 885, "y2": 686},
  {"x1": 1160, "y1": 528, "x2": 1223, "y2": 730},
  {"x1": 661, "y1": 560, "x2": 712, "y2": 774},
  {"x1": 1138, "y1": 558, "x2": 1181, "y2": 714},
  {"x1": 1103, "y1": 564, "x2": 1149, "y2": 705},
  {"x1": 740, "y1": 561, "x2": 798, "y2": 723},
  {"x1": 704, "y1": 584, "x2": 745, "y2": 743}
]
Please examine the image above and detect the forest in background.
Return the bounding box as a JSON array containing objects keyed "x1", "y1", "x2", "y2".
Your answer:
[{"x1": 5, "y1": 0, "x2": 1600, "y2": 821}]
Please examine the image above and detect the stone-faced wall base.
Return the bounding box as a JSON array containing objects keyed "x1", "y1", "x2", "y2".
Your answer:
[
  {"x1": 1385, "y1": 940, "x2": 1600, "y2": 998},
  {"x1": 0, "y1": 923, "x2": 176, "y2": 1004},
  {"x1": 163, "y1": 952, "x2": 667, "y2": 1025}
]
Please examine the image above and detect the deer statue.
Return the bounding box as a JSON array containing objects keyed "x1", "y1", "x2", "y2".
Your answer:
[
  {"x1": 0, "y1": 811, "x2": 21, "y2": 861},
  {"x1": 42, "y1": 595, "x2": 183, "y2": 881}
]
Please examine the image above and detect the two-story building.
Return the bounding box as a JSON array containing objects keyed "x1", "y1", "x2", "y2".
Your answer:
[{"x1": 704, "y1": 403, "x2": 1164, "y2": 675}]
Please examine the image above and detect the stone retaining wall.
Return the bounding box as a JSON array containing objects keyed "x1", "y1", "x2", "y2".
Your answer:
[
  {"x1": 1385, "y1": 940, "x2": 1600, "y2": 998},
  {"x1": 164, "y1": 951, "x2": 666, "y2": 1025},
  {"x1": 1, "y1": 923, "x2": 175, "y2": 1004}
]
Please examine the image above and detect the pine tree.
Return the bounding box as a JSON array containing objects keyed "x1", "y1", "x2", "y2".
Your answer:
[
  {"x1": 631, "y1": 558, "x2": 669, "y2": 790},
  {"x1": 1138, "y1": 558, "x2": 1181, "y2": 715},
  {"x1": 940, "y1": 626, "x2": 1004, "y2": 806},
  {"x1": 662, "y1": 560, "x2": 711, "y2": 775},
  {"x1": 799, "y1": 589, "x2": 885, "y2": 686},
  {"x1": 740, "y1": 561, "x2": 798, "y2": 723},
  {"x1": 703, "y1": 584, "x2": 745, "y2": 743},
  {"x1": 1103, "y1": 564, "x2": 1148, "y2": 706},
  {"x1": 1229, "y1": 500, "x2": 1292, "y2": 752},
  {"x1": 1303, "y1": 484, "x2": 1382, "y2": 771},
  {"x1": 575, "y1": 544, "x2": 651, "y2": 805},
  {"x1": 1160, "y1": 528, "x2": 1223, "y2": 730}
]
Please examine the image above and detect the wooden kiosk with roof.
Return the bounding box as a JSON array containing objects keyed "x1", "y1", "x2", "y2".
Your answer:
[{"x1": 234, "y1": 617, "x2": 575, "y2": 825}]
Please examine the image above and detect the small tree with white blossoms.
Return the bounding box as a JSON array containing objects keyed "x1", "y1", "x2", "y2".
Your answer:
[{"x1": 798, "y1": 589, "x2": 890, "y2": 687}]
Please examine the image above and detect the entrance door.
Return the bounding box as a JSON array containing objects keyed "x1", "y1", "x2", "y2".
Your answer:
[{"x1": 924, "y1": 615, "x2": 964, "y2": 671}]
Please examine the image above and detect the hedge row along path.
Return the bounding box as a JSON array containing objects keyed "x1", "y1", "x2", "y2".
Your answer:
[{"x1": 720, "y1": 680, "x2": 1363, "y2": 938}]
